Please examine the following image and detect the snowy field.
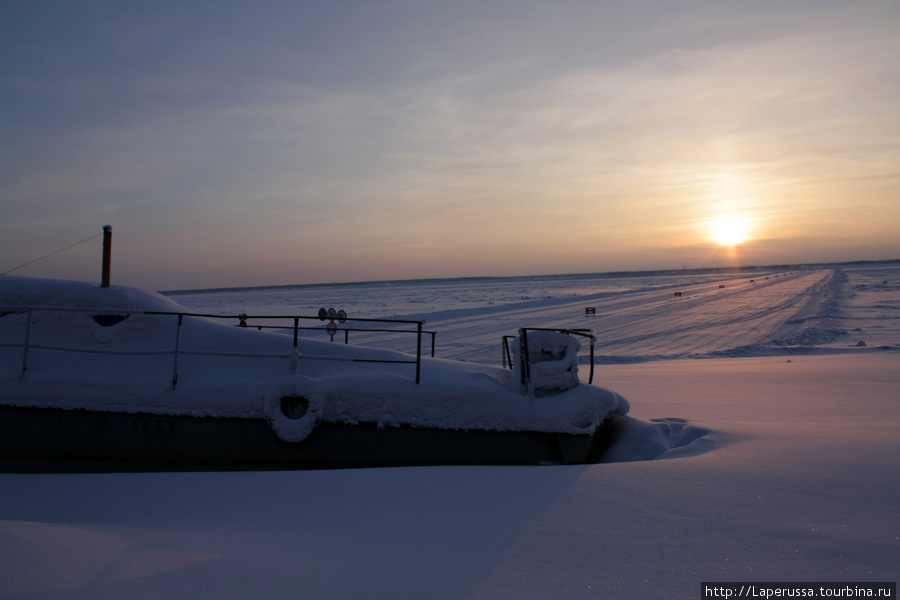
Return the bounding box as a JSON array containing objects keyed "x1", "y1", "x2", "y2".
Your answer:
[
  {"x1": 2, "y1": 264, "x2": 899, "y2": 599},
  {"x1": 165, "y1": 267, "x2": 862, "y2": 363}
]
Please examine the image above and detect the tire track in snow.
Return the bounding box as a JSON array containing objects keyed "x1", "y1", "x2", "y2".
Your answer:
[
  {"x1": 422, "y1": 270, "x2": 838, "y2": 363},
  {"x1": 591, "y1": 271, "x2": 836, "y2": 358}
]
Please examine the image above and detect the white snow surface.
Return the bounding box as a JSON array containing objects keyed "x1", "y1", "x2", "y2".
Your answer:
[{"x1": 2, "y1": 264, "x2": 899, "y2": 599}]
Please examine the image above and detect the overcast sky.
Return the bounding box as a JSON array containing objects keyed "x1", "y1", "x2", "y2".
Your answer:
[{"x1": 2, "y1": 0, "x2": 898, "y2": 290}]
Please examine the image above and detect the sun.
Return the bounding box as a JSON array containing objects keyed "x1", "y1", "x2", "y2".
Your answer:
[{"x1": 710, "y1": 215, "x2": 750, "y2": 247}]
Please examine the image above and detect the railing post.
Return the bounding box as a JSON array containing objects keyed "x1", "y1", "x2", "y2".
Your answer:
[
  {"x1": 293, "y1": 317, "x2": 300, "y2": 348},
  {"x1": 588, "y1": 337, "x2": 595, "y2": 384},
  {"x1": 171, "y1": 313, "x2": 184, "y2": 388},
  {"x1": 21, "y1": 308, "x2": 33, "y2": 374},
  {"x1": 415, "y1": 321, "x2": 423, "y2": 384},
  {"x1": 519, "y1": 329, "x2": 531, "y2": 385}
]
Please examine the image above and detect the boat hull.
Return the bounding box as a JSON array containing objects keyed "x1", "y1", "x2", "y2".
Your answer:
[{"x1": 0, "y1": 405, "x2": 614, "y2": 472}]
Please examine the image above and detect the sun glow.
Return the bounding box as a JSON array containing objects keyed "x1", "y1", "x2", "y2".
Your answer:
[{"x1": 710, "y1": 216, "x2": 750, "y2": 247}]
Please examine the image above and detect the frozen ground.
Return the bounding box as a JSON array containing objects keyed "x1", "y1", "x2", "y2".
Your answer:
[{"x1": 1, "y1": 263, "x2": 898, "y2": 599}]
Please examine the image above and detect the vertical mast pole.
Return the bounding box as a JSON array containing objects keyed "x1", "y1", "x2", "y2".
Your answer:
[{"x1": 101, "y1": 225, "x2": 112, "y2": 288}]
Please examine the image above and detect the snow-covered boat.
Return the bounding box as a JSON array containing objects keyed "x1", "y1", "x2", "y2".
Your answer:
[{"x1": 0, "y1": 276, "x2": 629, "y2": 471}]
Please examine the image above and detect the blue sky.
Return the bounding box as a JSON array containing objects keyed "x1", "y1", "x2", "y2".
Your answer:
[{"x1": 2, "y1": 1, "x2": 898, "y2": 290}]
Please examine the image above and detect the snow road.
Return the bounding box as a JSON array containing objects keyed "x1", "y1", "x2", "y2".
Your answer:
[{"x1": 171, "y1": 268, "x2": 847, "y2": 363}]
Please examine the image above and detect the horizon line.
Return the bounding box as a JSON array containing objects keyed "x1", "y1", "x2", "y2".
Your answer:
[{"x1": 160, "y1": 257, "x2": 900, "y2": 296}]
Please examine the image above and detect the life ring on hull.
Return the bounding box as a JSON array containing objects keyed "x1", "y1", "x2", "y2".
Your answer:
[{"x1": 264, "y1": 376, "x2": 325, "y2": 443}]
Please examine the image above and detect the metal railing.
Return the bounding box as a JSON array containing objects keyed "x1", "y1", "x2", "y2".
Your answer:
[
  {"x1": 0, "y1": 306, "x2": 430, "y2": 385},
  {"x1": 501, "y1": 328, "x2": 596, "y2": 384},
  {"x1": 236, "y1": 320, "x2": 437, "y2": 358}
]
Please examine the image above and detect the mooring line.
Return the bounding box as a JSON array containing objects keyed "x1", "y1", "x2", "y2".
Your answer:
[{"x1": 1, "y1": 232, "x2": 102, "y2": 276}]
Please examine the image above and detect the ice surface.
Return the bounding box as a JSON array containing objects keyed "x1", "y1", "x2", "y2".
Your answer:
[
  {"x1": 1, "y1": 263, "x2": 899, "y2": 599},
  {"x1": 165, "y1": 267, "x2": 879, "y2": 362}
]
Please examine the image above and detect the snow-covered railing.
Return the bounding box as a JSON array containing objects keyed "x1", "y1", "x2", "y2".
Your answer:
[
  {"x1": 235, "y1": 320, "x2": 437, "y2": 358},
  {"x1": 0, "y1": 306, "x2": 429, "y2": 385},
  {"x1": 502, "y1": 328, "x2": 596, "y2": 386}
]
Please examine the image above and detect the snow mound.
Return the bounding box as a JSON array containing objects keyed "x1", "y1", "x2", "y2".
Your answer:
[
  {"x1": 509, "y1": 330, "x2": 583, "y2": 394},
  {"x1": 601, "y1": 416, "x2": 719, "y2": 462},
  {"x1": 0, "y1": 275, "x2": 185, "y2": 313}
]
